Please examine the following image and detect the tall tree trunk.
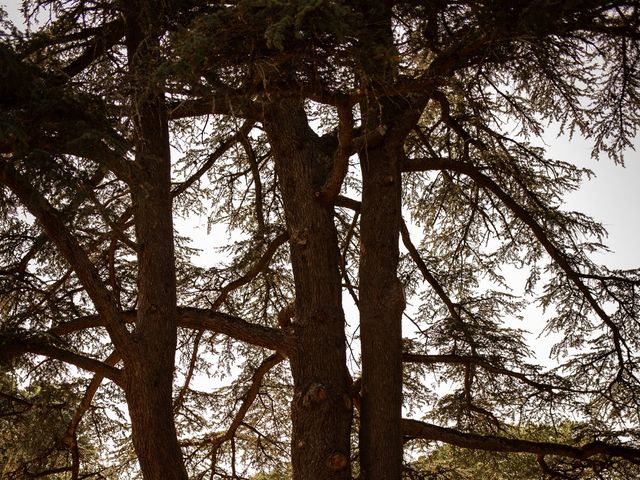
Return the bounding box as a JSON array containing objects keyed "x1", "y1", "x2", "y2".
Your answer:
[
  {"x1": 264, "y1": 98, "x2": 353, "y2": 480},
  {"x1": 358, "y1": 138, "x2": 405, "y2": 480},
  {"x1": 122, "y1": 2, "x2": 188, "y2": 478},
  {"x1": 356, "y1": 2, "x2": 411, "y2": 478}
]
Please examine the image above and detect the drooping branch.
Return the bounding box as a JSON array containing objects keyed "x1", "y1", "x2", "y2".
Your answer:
[
  {"x1": 400, "y1": 217, "x2": 485, "y2": 405},
  {"x1": 0, "y1": 161, "x2": 130, "y2": 351},
  {"x1": 179, "y1": 353, "x2": 285, "y2": 456},
  {"x1": 0, "y1": 334, "x2": 123, "y2": 385},
  {"x1": 173, "y1": 330, "x2": 205, "y2": 413},
  {"x1": 210, "y1": 353, "x2": 284, "y2": 451},
  {"x1": 400, "y1": 219, "x2": 461, "y2": 325},
  {"x1": 403, "y1": 353, "x2": 578, "y2": 394},
  {"x1": 174, "y1": 231, "x2": 288, "y2": 410},
  {"x1": 211, "y1": 231, "x2": 289, "y2": 310},
  {"x1": 239, "y1": 128, "x2": 265, "y2": 231},
  {"x1": 402, "y1": 419, "x2": 640, "y2": 465},
  {"x1": 64, "y1": 351, "x2": 120, "y2": 480},
  {"x1": 403, "y1": 156, "x2": 629, "y2": 371},
  {"x1": 172, "y1": 120, "x2": 255, "y2": 197},
  {"x1": 339, "y1": 210, "x2": 360, "y2": 308}
]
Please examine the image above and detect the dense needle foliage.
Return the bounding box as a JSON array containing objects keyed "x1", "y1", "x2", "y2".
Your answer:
[{"x1": 1, "y1": 1, "x2": 640, "y2": 479}]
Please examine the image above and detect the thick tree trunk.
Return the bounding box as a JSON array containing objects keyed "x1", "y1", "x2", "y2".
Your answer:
[
  {"x1": 122, "y1": 2, "x2": 188, "y2": 478},
  {"x1": 358, "y1": 139, "x2": 405, "y2": 480},
  {"x1": 354, "y1": 2, "x2": 406, "y2": 477},
  {"x1": 125, "y1": 360, "x2": 187, "y2": 479},
  {"x1": 264, "y1": 98, "x2": 353, "y2": 480},
  {"x1": 125, "y1": 109, "x2": 187, "y2": 478}
]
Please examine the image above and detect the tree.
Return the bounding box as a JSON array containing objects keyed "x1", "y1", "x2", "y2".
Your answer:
[{"x1": 1, "y1": 1, "x2": 640, "y2": 479}]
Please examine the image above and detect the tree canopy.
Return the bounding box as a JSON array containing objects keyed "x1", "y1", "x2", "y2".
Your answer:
[{"x1": 1, "y1": 1, "x2": 640, "y2": 479}]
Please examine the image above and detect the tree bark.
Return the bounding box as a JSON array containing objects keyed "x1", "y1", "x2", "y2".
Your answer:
[
  {"x1": 264, "y1": 98, "x2": 353, "y2": 480},
  {"x1": 353, "y1": 1, "x2": 407, "y2": 477},
  {"x1": 358, "y1": 137, "x2": 405, "y2": 480},
  {"x1": 122, "y1": 1, "x2": 188, "y2": 478}
]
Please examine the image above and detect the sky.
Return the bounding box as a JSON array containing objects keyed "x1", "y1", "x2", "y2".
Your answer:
[{"x1": 542, "y1": 126, "x2": 640, "y2": 270}]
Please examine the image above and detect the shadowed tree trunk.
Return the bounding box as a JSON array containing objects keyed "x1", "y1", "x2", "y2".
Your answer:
[
  {"x1": 264, "y1": 97, "x2": 353, "y2": 480},
  {"x1": 358, "y1": 136, "x2": 405, "y2": 480},
  {"x1": 121, "y1": 1, "x2": 188, "y2": 478},
  {"x1": 355, "y1": 2, "x2": 424, "y2": 477}
]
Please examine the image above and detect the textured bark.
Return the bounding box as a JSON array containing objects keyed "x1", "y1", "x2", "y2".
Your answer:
[
  {"x1": 355, "y1": 2, "x2": 406, "y2": 478},
  {"x1": 121, "y1": 2, "x2": 187, "y2": 478},
  {"x1": 358, "y1": 139, "x2": 405, "y2": 480},
  {"x1": 264, "y1": 98, "x2": 352, "y2": 480}
]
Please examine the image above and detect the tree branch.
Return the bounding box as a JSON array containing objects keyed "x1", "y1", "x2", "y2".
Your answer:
[
  {"x1": 210, "y1": 353, "x2": 284, "y2": 450},
  {"x1": 0, "y1": 335, "x2": 123, "y2": 386},
  {"x1": 402, "y1": 419, "x2": 640, "y2": 465},
  {"x1": 168, "y1": 96, "x2": 260, "y2": 121},
  {"x1": 402, "y1": 156, "x2": 629, "y2": 372},
  {"x1": 51, "y1": 308, "x2": 289, "y2": 354},
  {"x1": 403, "y1": 353, "x2": 576, "y2": 393},
  {"x1": 211, "y1": 232, "x2": 289, "y2": 310},
  {"x1": 316, "y1": 102, "x2": 354, "y2": 205},
  {"x1": 64, "y1": 351, "x2": 120, "y2": 479},
  {"x1": 172, "y1": 120, "x2": 255, "y2": 197},
  {"x1": 0, "y1": 160, "x2": 131, "y2": 351},
  {"x1": 61, "y1": 20, "x2": 126, "y2": 78}
]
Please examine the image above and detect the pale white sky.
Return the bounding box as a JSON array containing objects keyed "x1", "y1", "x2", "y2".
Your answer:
[{"x1": 542, "y1": 126, "x2": 639, "y2": 270}]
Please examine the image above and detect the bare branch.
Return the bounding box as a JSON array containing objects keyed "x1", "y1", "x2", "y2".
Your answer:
[{"x1": 402, "y1": 419, "x2": 640, "y2": 465}]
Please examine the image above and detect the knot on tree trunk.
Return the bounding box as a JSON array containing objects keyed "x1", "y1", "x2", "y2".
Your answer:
[
  {"x1": 299, "y1": 382, "x2": 328, "y2": 408},
  {"x1": 327, "y1": 451, "x2": 348, "y2": 471}
]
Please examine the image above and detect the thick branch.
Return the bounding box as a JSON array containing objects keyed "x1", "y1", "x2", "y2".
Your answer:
[
  {"x1": 51, "y1": 308, "x2": 289, "y2": 354},
  {"x1": 174, "y1": 232, "x2": 287, "y2": 410},
  {"x1": 316, "y1": 102, "x2": 354, "y2": 205},
  {"x1": 62, "y1": 20, "x2": 126, "y2": 78},
  {"x1": 402, "y1": 419, "x2": 640, "y2": 465},
  {"x1": 168, "y1": 96, "x2": 260, "y2": 121},
  {"x1": 0, "y1": 335, "x2": 123, "y2": 385}
]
